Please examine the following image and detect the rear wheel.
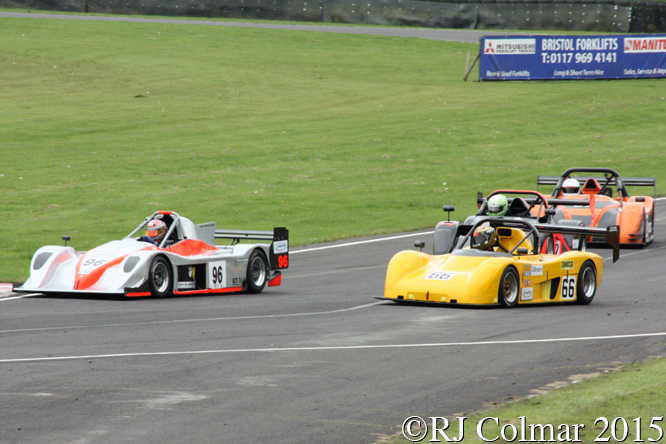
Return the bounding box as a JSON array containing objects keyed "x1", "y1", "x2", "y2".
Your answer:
[
  {"x1": 498, "y1": 267, "x2": 519, "y2": 308},
  {"x1": 576, "y1": 261, "x2": 597, "y2": 305},
  {"x1": 148, "y1": 256, "x2": 172, "y2": 298},
  {"x1": 644, "y1": 209, "x2": 655, "y2": 245},
  {"x1": 246, "y1": 250, "x2": 268, "y2": 294}
]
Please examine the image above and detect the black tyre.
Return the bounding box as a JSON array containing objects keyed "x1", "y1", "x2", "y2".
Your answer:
[
  {"x1": 543, "y1": 234, "x2": 555, "y2": 254},
  {"x1": 246, "y1": 250, "x2": 268, "y2": 294},
  {"x1": 576, "y1": 261, "x2": 597, "y2": 305},
  {"x1": 498, "y1": 267, "x2": 520, "y2": 308},
  {"x1": 575, "y1": 235, "x2": 587, "y2": 252},
  {"x1": 148, "y1": 256, "x2": 172, "y2": 298},
  {"x1": 644, "y1": 209, "x2": 655, "y2": 246}
]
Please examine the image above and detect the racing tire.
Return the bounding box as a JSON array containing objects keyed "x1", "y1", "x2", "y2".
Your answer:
[
  {"x1": 576, "y1": 261, "x2": 597, "y2": 305},
  {"x1": 498, "y1": 267, "x2": 520, "y2": 308},
  {"x1": 246, "y1": 250, "x2": 268, "y2": 294},
  {"x1": 543, "y1": 235, "x2": 555, "y2": 254},
  {"x1": 644, "y1": 210, "x2": 655, "y2": 246},
  {"x1": 148, "y1": 256, "x2": 172, "y2": 298},
  {"x1": 576, "y1": 236, "x2": 587, "y2": 252}
]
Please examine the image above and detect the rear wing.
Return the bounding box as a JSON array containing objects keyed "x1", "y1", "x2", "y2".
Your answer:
[
  {"x1": 535, "y1": 223, "x2": 620, "y2": 262},
  {"x1": 537, "y1": 175, "x2": 656, "y2": 196},
  {"x1": 215, "y1": 227, "x2": 289, "y2": 270}
]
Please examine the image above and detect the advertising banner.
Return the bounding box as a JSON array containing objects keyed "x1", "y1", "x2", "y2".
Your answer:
[{"x1": 479, "y1": 35, "x2": 666, "y2": 81}]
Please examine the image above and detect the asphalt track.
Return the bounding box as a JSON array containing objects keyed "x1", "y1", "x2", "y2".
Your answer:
[
  {"x1": 2, "y1": 12, "x2": 665, "y2": 444},
  {"x1": 1, "y1": 199, "x2": 664, "y2": 444}
]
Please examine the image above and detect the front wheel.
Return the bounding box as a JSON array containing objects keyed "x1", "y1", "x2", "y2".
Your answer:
[
  {"x1": 576, "y1": 261, "x2": 597, "y2": 305},
  {"x1": 498, "y1": 267, "x2": 520, "y2": 308},
  {"x1": 246, "y1": 250, "x2": 268, "y2": 294},
  {"x1": 148, "y1": 256, "x2": 172, "y2": 298}
]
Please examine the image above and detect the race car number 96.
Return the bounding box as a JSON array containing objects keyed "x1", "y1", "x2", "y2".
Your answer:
[
  {"x1": 277, "y1": 254, "x2": 289, "y2": 269},
  {"x1": 209, "y1": 261, "x2": 227, "y2": 289}
]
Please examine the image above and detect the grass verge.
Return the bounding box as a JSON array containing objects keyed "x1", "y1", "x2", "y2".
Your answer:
[{"x1": 382, "y1": 357, "x2": 666, "y2": 443}]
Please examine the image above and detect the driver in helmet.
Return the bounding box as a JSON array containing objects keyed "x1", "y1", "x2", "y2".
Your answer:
[
  {"x1": 487, "y1": 194, "x2": 509, "y2": 217},
  {"x1": 561, "y1": 178, "x2": 581, "y2": 196},
  {"x1": 472, "y1": 225, "x2": 498, "y2": 251},
  {"x1": 138, "y1": 219, "x2": 167, "y2": 246}
]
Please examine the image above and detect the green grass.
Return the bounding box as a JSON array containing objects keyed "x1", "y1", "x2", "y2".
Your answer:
[
  {"x1": 1, "y1": 15, "x2": 665, "y2": 281},
  {"x1": 382, "y1": 357, "x2": 666, "y2": 443}
]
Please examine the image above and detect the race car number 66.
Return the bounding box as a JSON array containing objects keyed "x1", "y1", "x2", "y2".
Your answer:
[{"x1": 425, "y1": 271, "x2": 456, "y2": 281}]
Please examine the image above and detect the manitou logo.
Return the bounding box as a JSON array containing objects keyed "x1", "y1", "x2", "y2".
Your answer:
[
  {"x1": 624, "y1": 37, "x2": 666, "y2": 53},
  {"x1": 484, "y1": 39, "x2": 536, "y2": 55}
]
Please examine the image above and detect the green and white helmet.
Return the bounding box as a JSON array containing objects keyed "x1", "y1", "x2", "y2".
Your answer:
[{"x1": 488, "y1": 194, "x2": 509, "y2": 217}]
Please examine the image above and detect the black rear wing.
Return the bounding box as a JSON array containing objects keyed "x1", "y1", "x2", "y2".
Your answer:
[
  {"x1": 538, "y1": 175, "x2": 656, "y2": 196},
  {"x1": 456, "y1": 218, "x2": 620, "y2": 262},
  {"x1": 215, "y1": 227, "x2": 289, "y2": 270},
  {"x1": 535, "y1": 223, "x2": 620, "y2": 262}
]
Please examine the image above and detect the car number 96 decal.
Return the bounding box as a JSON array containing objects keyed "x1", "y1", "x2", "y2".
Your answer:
[{"x1": 209, "y1": 261, "x2": 227, "y2": 289}]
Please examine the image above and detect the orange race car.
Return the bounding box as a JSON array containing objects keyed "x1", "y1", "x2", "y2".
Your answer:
[{"x1": 537, "y1": 167, "x2": 656, "y2": 246}]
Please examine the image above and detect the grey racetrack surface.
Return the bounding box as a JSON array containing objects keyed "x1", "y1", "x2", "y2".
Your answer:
[{"x1": 2, "y1": 199, "x2": 665, "y2": 444}]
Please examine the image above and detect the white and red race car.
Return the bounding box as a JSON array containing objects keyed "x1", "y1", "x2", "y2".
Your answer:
[{"x1": 16, "y1": 211, "x2": 288, "y2": 298}]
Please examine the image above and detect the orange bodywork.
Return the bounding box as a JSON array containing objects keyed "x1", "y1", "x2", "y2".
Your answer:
[{"x1": 554, "y1": 179, "x2": 654, "y2": 244}]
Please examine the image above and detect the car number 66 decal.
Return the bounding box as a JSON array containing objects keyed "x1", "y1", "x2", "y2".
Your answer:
[
  {"x1": 209, "y1": 261, "x2": 227, "y2": 289},
  {"x1": 425, "y1": 271, "x2": 456, "y2": 281},
  {"x1": 561, "y1": 276, "x2": 576, "y2": 300}
]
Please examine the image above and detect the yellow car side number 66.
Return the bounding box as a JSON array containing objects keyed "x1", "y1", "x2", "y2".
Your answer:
[{"x1": 561, "y1": 276, "x2": 576, "y2": 300}]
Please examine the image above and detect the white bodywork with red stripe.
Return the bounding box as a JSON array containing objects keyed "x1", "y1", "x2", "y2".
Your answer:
[{"x1": 17, "y1": 212, "x2": 288, "y2": 297}]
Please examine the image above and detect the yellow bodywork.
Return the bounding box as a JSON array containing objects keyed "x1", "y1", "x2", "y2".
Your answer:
[{"x1": 383, "y1": 230, "x2": 605, "y2": 306}]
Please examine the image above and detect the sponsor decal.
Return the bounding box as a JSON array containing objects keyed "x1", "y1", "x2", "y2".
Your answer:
[
  {"x1": 531, "y1": 265, "x2": 543, "y2": 276},
  {"x1": 425, "y1": 271, "x2": 457, "y2": 281},
  {"x1": 524, "y1": 279, "x2": 531, "y2": 287},
  {"x1": 178, "y1": 281, "x2": 196, "y2": 290},
  {"x1": 524, "y1": 265, "x2": 531, "y2": 276},
  {"x1": 561, "y1": 260, "x2": 575, "y2": 270},
  {"x1": 273, "y1": 240, "x2": 289, "y2": 254},
  {"x1": 624, "y1": 37, "x2": 666, "y2": 53},
  {"x1": 484, "y1": 38, "x2": 536, "y2": 55},
  {"x1": 521, "y1": 288, "x2": 533, "y2": 301}
]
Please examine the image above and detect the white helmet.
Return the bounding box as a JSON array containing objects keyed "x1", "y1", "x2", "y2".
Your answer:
[{"x1": 562, "y1": 178, "x2": 581, "y2": 196}]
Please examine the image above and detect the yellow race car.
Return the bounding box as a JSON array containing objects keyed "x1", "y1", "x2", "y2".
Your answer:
[{"x1": 382, "y1": 218, "x2": 619, "y2": 307}]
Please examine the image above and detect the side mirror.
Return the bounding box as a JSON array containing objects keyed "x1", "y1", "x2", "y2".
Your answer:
[
  {"x1": 62, "y1": 235, "x2": 71, "y2": 246},
  {"x1": 442, "y1": 205, "x2": 455, "y2": 222},
  {"x1": 477, "y1": 191, "x2": 484, "y2": 209},
  {"x1": 414, "y1": 240, "x2": 425, "y2": 252},
  {"x1": 517, "y1": 248, "x2": 529, "y2": 255}
]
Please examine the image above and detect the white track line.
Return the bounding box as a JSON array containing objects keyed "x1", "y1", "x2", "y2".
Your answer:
[
  {"x1": 291, "y1": 232, "x2": 432, "y2": 254},
  {"x1": 2, "y1": 331, "x2": 665, "y2": 364},
  {"x1": 0, "y1": 301, "x2": 384, "y2": 335},
  {"x1": 0, "y1": 293, "x2": 40, "y2": 302}
]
